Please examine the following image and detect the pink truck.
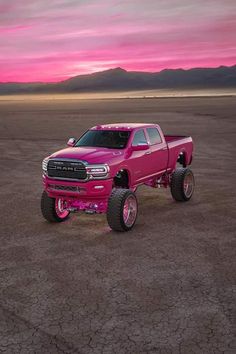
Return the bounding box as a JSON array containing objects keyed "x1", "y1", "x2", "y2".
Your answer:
[{"x1": 41, "y1": 123, "x2": 194, "y2": 231}]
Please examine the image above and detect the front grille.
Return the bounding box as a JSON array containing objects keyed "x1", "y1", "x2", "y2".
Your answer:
[{"x1": 47, "y1": 160, "x2": 87, "y2": 180}]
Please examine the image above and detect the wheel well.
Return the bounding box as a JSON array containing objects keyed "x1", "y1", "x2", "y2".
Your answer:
[
  {"x1": 113, "y1": 169, "x2": 129, "y2": 188},
  {"x1": 177, "y1": 152, "x2": 187, "y2": 167}
]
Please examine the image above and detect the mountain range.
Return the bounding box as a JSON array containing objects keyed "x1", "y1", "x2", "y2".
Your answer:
[{"x1": 0, "y1": 65, "x2": 236, "y2": 95}]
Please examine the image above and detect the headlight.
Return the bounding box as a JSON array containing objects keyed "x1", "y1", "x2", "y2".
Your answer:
[
  {"x1": 42, "y1": 158, "x2": 49, "y2": 172},
  {"x1": 86, "y1": 164, "x2": 109, "y2": 178}
]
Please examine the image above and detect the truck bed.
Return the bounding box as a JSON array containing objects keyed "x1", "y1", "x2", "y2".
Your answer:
[
  {"x1": 164, "y1": 135, "x2": 193, "y2": 169},
  {"x1": 164, "y1": 135, "x2": 191, "y2": 143}
]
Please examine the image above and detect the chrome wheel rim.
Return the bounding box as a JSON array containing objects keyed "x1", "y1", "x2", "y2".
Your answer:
[
  {"x1": 55, "y1": 198, "x2": 69, "y2": 218},
  {"x1": 123, "y1": 195, "x2": 137, "y2": 227},
  {"x1": 183, "y1": 172, "x2": 194, "y2": 198}
]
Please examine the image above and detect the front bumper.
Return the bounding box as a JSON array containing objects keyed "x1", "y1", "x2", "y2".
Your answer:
[{"x1": 43, "y1": 174, "x2": 113, "y2": 200}]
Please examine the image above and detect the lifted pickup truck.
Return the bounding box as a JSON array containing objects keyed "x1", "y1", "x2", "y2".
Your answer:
[{"x1": 41, "y1": 123, "x2": 194, "y2": 231}]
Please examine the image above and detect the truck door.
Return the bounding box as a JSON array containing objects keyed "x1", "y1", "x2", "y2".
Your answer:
[
  {"x1": 145, "y1": 127, "x2": 168, "y2": 175},
  {"x1": 130, "y1": 129, "x2": 153, "y2": 181}
]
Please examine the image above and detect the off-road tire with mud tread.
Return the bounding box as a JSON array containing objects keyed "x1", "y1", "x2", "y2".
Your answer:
[
  {"x1": 171, "y1": 167, "x2": 194, "y2": 202},
  {"x1": 41, "y1": 191, "x2": 70, "y2": 222},
  {"x1": 107, "y1": 189, "x2": 138, "y2": 232}
]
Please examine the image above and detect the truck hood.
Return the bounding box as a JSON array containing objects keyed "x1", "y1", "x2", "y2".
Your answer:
[{"x1": 50, "y1": 146, "x2": 123, "y2": 164}]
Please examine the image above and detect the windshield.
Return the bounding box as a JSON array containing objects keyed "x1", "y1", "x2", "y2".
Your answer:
[{"x1": 75, "y1": 130, "x2": 131, "y2": 149}]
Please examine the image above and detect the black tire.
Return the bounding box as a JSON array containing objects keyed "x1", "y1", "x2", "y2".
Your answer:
[
  {"x1": 107, "y1": 189, "x2": 138, "y2": 232},
  {"x1": 41, "y1": 191, "x2": 70, "y2": 222},
  {"x1": 171, "y1": 168, "x2": 194, "y2": 202}
]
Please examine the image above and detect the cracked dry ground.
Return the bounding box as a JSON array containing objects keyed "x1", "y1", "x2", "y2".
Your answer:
[{"x1": 0, "y1": 96, "x2": 235, "y2": 354}]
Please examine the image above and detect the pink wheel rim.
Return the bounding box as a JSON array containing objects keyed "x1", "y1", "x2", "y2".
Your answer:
[
  {"x1": 183, "y1": 172, "x2": 194, "y2": 198},
  {"x1": 123, "y1": 195, "x2": 137, "y2": 227},
  {"x1": 55, "y1": 198, "x2": 69, "y2": 218}
]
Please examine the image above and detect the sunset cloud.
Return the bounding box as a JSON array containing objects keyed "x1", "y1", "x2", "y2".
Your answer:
[{"x1": 0, "y1": 0, "x2": 235, "y2": 82}]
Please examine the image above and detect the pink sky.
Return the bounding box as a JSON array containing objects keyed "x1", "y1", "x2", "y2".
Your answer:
[{"x1": 0, "y1": 0, "x2": 235, "y2": 82}]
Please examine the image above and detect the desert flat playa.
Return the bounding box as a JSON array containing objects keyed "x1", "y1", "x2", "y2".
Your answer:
[
  {"x1": 0, "y1": 87, "x2": 236, "y2": 102},
  {"x1": 0, "y1": 95, "x2": 236, "y2": 353}
]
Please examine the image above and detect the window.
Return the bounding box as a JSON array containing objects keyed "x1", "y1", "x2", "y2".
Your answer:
[
  {"x1": 75, "y1": 130, "x2": 131, "y2": 149},
  {"x1": 132, "y1": 129, "x2": 147, "y2": 146},
  {"x1": 146, "y1": 128, "x2": 162, "y2": 145}
]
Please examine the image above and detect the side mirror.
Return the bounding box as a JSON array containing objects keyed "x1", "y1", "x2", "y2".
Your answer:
[
  {"x1": 131, "y1": 143, "x2": 149, "y2": 151},
  {"x1": 67, "y1": 137, "x2": 76, "y2": 147}
]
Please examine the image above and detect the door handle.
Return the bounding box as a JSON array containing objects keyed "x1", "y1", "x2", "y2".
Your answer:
[
  {"x1": 161, "y1": 147, "x2": 168, "y2": 151},
  {"x1": 145, "y1": 151, "x2": 152, "y2": 155}
]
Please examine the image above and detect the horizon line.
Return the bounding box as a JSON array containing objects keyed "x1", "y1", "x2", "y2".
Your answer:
[{"x1": 0, "y1": 63, "x2": 235, "y2": 85}]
